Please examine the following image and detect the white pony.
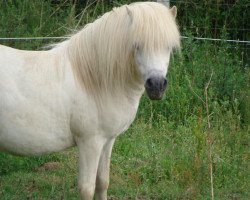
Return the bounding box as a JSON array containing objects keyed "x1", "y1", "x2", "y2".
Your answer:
[{"x1": 0, "y1": 2, "x2": 180, "y2": 200}]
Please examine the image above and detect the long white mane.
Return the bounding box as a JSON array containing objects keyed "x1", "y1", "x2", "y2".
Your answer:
[{"x1": 62, "y1": 2, "x2": 180, "y2": 99}]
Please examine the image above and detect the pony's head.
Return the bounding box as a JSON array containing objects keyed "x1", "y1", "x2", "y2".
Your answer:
[
  {"x1": 127, "y1": 2, "x2": 180, "y2": 100},
  {"x1": 67, "y1": 2, "x2": 180, "y2": 101}
]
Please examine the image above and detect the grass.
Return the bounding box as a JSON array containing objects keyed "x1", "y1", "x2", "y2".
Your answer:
[{"x1": 0, "y1": 116, "x2": 249, "y2": 199}]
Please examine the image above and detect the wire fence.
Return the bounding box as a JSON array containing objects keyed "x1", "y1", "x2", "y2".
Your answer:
[
  {"x1": 171, "y1": 0, "x2": 248, "y2": 40},
  {"x1": 1, "y1": 1, "x2": 248, "y2": 42},
  {"x1": 0, "y1": 0, "x2": 249, "y2": 66},
  {"x1": 0, "y1": 36, "x2": 249, "y2": 44}
]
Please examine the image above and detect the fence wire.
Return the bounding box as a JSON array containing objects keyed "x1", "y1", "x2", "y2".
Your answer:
[
  {"x1": 0, "y1": 36, "x2": 249, "y2": 44},
  {"x1": 0, "y1": 0, "x2": 249, "y2": 65}
]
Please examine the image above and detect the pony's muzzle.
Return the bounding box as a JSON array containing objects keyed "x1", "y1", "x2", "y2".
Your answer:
[{"x1": 145, "y1": 76, "x2": 167, "y2": 100}]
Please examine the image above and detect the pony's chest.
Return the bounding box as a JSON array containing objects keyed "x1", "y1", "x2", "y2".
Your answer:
[
  {"x1": 99, "y1": 102, "x2": 138, "y2": 137},
  {"x1": 71, "y1": 93, "x2": 142, "y2": 139}
]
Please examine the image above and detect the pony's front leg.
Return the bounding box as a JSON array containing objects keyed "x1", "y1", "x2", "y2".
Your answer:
[
  {"x1": 77, "y1": 137, "x2": 105, "y2": 200},
  {"x1": 95, "y1": 139, "x2": 115, "y2": 200}
]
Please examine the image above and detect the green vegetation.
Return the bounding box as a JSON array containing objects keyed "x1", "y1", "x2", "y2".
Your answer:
[{"x1": 0, "y1": 1, "x2": 249, "y2": 199}]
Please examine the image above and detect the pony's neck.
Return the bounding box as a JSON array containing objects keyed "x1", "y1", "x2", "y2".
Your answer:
[{"x1": 63, "y1": 31, "x2": 144, "y2": 104}]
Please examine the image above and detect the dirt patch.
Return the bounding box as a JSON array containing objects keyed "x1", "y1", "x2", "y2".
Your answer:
[
  {"x1": 26, "y1": 180, "x2": 38, "y2": 194},
  {"x1": 36, "y1": 161, "x2": 63, "y2": 171},
  {"x1": 108, "y1": 196, "x2": 146, "y2": 200}
]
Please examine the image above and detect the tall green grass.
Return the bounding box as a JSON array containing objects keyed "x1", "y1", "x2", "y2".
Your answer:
[{"x1": 0, "y1": 0, "x2": 249, "y2": 199}]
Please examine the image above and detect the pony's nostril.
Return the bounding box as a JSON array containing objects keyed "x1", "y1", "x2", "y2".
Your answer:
[
  {"x1": 163, "y1": 79, "x2": 167, "y2": 88},
  {"x1": 146, "y1": 78, "x2": 153, "y2": 88}
]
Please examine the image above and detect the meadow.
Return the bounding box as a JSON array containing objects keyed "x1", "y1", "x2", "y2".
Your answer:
[{"x1": 0, "y1": 1, "x2": 249, "y2": 199}]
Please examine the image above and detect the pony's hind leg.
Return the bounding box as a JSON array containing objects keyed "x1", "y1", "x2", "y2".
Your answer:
[
  {"x1": 95, "y1": 139, "x2": 115, "y2": 200},
  {"x1": 77, "y1": 137, "x2": 106, "y2": 200}
]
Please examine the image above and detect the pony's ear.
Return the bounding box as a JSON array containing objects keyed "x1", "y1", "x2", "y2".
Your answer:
[
  {"x1": 126, "y1": 6, "x2": 133, "y2": 22},
  {"x1": 170, "y1": 6, "x2": 177, "y2": 18}
]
